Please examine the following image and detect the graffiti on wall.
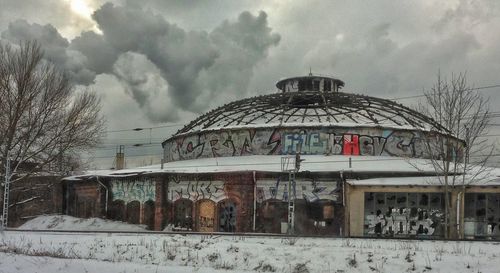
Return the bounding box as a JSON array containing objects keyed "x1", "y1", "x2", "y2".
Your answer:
[
  {"x1": 364, "y1": 192, "x2": 444, "y2": 237},
  {"x1": 165, "y1": 129, "x2": 281, "y2": 161},
  {"x1": 164, "y1": 127, "x2": 460, "y2": 162},
  {"x1": 365, "y1": 208, "x2": 443, "y2": 236},
  {"x1": 169, "y1": 178, "x2": 226, "y2": 202},
  {"x1": 111, "y1": 179, "x2": 155, "y2": 203},
  {"x1": 256, "y1": 179, "x2": 340, "y2": 203}
]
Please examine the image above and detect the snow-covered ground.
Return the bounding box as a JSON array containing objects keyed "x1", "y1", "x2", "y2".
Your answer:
[
  {"x1": 1, "y1": 232, "x2": 499, "y2": 272},
  {"x1": 1, "y1": 215, "x2": 499, "y2": 273},
  {"x1": 18, "y1": 215, "x2": 148, "y2": 231}
]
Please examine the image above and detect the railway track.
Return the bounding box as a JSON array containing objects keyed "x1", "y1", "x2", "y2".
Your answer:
[{"x1": 5, "y1": 228, "x2": 500, "y2": 243}]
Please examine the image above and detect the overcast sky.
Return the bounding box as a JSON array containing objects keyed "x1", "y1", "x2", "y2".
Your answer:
[{"x1": 1, "y1": 0, "x2": 499, "y2": 168}]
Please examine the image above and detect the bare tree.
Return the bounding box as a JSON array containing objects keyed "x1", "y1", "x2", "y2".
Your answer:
[
  {"x1": 420, "y1": 72, "x2": 493, "y2": 239},
  {"x1": 0, "y1": 41, "x2": 105, "y2": 181}
]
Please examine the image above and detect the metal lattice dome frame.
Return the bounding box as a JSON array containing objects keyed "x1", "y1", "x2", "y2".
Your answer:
[{"x1": 172, "y1": 91, "x2": 448, "y2": 137}]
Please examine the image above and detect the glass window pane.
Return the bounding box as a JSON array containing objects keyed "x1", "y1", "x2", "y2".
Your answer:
[
  {"x1": 487, "y1": 194, "x2": 496, "y2": 223},
  {"x1": 476, "y1": 194, "x2": 486, "y2": 221},
  {"x1": 408, "y1": 193, "x2": 417, "y2": 207},
  {"x1": 430, "y1": 193, "x2": 441, "y2": 209},
  {"x1": 396, "y1": 193, "x2": 407, "y2": 208},
  {"x1": 419, "y1": 193, "x2": 429, "y2": 208},
  {"x1": 387, "y1": 193, "x2": 396, "y2": 207},
  {"x1": 375, "y1": 193, "x2": 385, "y2": 206},
  {"x1": 364, "y1": 193, "x2": 375, "y2": 214},
  {"x1": 464, "y1": 193, "x2": 475, "y2": 219}
]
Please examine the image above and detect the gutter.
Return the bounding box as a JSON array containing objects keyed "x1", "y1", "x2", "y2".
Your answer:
[
  {"x1": 457, "y1": 191, "x2": 462, "y2": 238},
  {"x1": 253, "y1": 170, "x2": 257, "y2": 232},
  {"x1": 95, "y1": 176, "x2": 109, "y2": 215}
]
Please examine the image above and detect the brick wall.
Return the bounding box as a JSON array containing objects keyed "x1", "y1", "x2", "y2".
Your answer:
[{"x1": 1, "y1": 176, "x2": 63, "y2": 227}]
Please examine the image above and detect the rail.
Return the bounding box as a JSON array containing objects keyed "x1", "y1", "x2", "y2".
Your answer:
[{"x1": 5, "y1": 228, "x2": 500, "y2": 242}]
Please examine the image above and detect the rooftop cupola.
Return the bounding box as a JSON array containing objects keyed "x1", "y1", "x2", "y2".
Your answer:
[{"x1": 276, "y1": 73, "x2": 345, "y2": 93}]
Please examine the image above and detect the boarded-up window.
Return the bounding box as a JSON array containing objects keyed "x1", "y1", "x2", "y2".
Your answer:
[
  {"x1": 197, "y1": 199, "x2": 216, "y2": 232},
  {"x1": 323, "y1": 205, "x2": 334, "y2": 219}
]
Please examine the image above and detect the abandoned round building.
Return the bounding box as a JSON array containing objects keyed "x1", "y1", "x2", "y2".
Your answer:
[{"x1": 64, "y1": 74, "x2": 500, "y2": 239}]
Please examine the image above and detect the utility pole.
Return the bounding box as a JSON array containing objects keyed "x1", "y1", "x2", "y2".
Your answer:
[
  {"x1": 287, "y1": 165, "x2": 296, "y2": 234},
  {"x1": 281, "y1": 145, "x2": 305, "y2": 235},
  {"x1": 2, "y1": 153, "x2": 11, "y2": 228}
]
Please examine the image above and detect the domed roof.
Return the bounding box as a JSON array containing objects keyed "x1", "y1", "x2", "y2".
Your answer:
[{"x1": 173, "y1": 89, "x2": 448, "y2": 136}]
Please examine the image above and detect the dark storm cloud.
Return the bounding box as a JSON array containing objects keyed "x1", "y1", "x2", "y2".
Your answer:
[
  {"x1": 192, "y1": 11, "x2": 281, "y2": 110},
  {"x1": 1, "y1": 19, "x2": 96, "y2": 85},
  {"x1": 90, "y1": 3, "x2": 279, "y2": 113},
  {"x1": 93, "y1": 2, "x2": 219, "y2": 111},
  {"x1": 113, "y1": 52, "x2": 179, "y2": 122},
  {"x1": 69, "y1": 31, "x2": 118, "y2": 74},
  {"x1": 0, "y1": 2, "x2": 280, "y2": 122}
]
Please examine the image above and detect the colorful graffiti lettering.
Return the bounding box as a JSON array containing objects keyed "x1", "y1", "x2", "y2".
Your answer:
[
  {"x1": 256, "y1": 179, "x2": 340, "y2": 203},
  {"x1": 165, "y1": 127, "x2": 459, "y2": 162},
  {"x1": 365, "y1": 208, "x2": 443, "y2": 236},
  {"x1": 169, "y1": 179, "x2": 226, "y2": 202},
  {"x1": 111, "y1": 179, "x2": 155, "y2": 203},
  {"x1": 364, "y1": 192, "x2": 444, "y2": 237}
]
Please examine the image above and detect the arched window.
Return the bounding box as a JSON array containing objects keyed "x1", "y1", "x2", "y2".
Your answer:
[
  {"x1": 108, "y1": 200, "x2": 126, "y2": 221},
  {"x1": 196, "y1": 199, "x2": 216, "y2": 232},
  {"x1": 143, "y1": 200, "x2": 155, "y2": 230},
  {"x1": 218, "y1": 199, "x2": 237, "y2": 232},
  {"x1": 173, "y1": 199, "x2": 193, "y2": 230},
  {"x1": 126, "y1": 201, "x2": 140, "y2": 224}
]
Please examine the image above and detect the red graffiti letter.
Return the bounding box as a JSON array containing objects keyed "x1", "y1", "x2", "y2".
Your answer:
[{"x1": 343, "y1": 134, "x2": 360, "y2": 155}]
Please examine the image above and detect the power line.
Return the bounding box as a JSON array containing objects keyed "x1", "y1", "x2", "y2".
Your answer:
[
  {"x1": 99, "y1": 139, "x2": 164, "y2": 143},
  {"x1": 86, "y1": 153, "x2": 500, "y2": 162},
  {"x1": 98, "y1": 82, "x2": 500, "y2": 134},
  {"x1": 105, "y1": 124, "x2": 183, "y2": 133},
  {"x1": 391, "y1": 83, "x2": 500, "y2": 101},
  {"x1": 90, "y1": 144, "x2": 162, "y2": 151}
]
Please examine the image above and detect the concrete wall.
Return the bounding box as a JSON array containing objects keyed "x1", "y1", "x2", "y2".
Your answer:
[{"x1": 164, "y1": 126, "x2": 462, "y2": 162}]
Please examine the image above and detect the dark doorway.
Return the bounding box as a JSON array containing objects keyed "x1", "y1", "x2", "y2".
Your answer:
[
  {"x1": 143, "y1": 200, "x2": 155, "y2": 230},
  {"x1": 108, "y1": 200, "x2": 126, "y2": 221},
  {"x1": 218, "y1": 199, "x2": 237, "y2": 232},
  {"x1": 173, "y1": 199, "x2": 193, "y2": 230},
  {"x1": 126, "y1": 201, "x2": 140, "y2": 224}
]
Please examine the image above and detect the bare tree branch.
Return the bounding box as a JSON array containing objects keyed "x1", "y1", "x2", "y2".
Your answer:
[
  {"x1": 0, "y1": 41, "x2": 105, "y2": 182},
  {"x1": 418, "y1": 72, "x2": 495, "y2": 238}
]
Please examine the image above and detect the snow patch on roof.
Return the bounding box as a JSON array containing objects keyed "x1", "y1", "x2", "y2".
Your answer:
[
  {"x1": 347, "y1": 173, "x2": 500, "y2": 186},
  {"x1": 64, "y1": 155, "x2": 441, "y2": 180}
]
